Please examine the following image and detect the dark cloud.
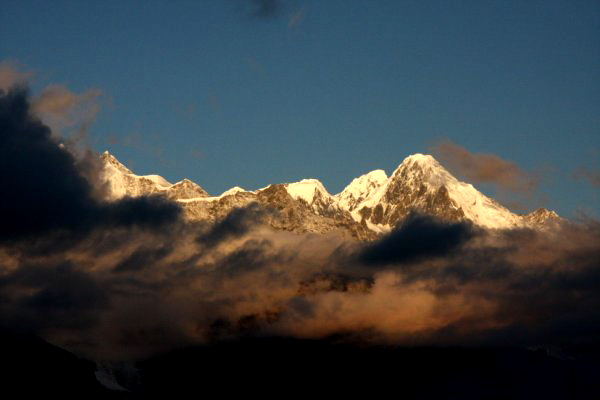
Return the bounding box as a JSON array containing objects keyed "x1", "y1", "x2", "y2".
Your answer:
[
  {"x1": 0, "y1": 87, "x2": 94, "y2": 241},
  {"x1": 0, "y1": 82, "x2": 599, "y2": 381},
  {"x1": 0, "y1": 175, "x2": 598, "y2": 365},
  {"x1": 0, "y1": 89, "x2": 179, "y2": 255},
  {"x1": 197, "y1": 203, "x2": 267, "y2": 247},
  {"x1": 0, "y1": 87, "x2": 180, "y2": 245},
  {"x1": 430, "y1": 140, "x2": 539, "y2": 194},
  {"x1": 112, "y1": 245, "x2": 173, "y2": 273},
  {"x1": 358, "y1": 213, "x2": 475, "y2": 266},
  {"x1": 249, "y1": 0, "x2": 282, "y2": 18},
  {"x1": 0, "y1": 262, "x2": 107, "y2": 333},
  {"x1": 217, "y1": 239, "x2": 278, "y2": 277},
  {"x1": 365, "y1": 222, "x2": 600, "y2": 348}
]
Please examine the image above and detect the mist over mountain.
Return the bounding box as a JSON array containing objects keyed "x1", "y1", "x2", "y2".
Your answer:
[{"x1": 1, "y1": 87, "x2": 599, "y2": 398}]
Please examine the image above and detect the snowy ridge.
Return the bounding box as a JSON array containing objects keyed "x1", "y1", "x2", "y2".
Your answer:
[
  {"x1": 221, "y1": 186, "x2": 247, "y2": 197},
  {"x1": 281, "y1": 178, "x2": 344, "y2": 215},
  {"x1": 335, "y1": 169, "x2": 388, "y2": 212},
  {"x1": 177, "y1": 186, "x2": 251, "y2": 203},
  {"x1": 100, "y1": 151, "x2": 207, "y2": 200},
  {"x1": 100, "y1": 150, "x2": 560, "y2": 233}
]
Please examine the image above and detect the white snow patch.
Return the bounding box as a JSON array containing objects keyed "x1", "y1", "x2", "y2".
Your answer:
[
  {"x1": 177, "y1": 196, "x2": 218, "y2": 203},
  {"x1": 336, "y1": 169, "x2": 388, "y2": 211},
  {"x1": 177, "y1": 186, "x2": 249, "y2": 203},
  {"x1": 365, "y1": 219, "x2": 391, "y2": 233},
  {"x1": 220, "y1": 186, "x2": 247, "y2": 197},
  {"x1": 285, "y1": 179, "x2": 331, "y2": 204},
  {"x1": 444, "y1": 180, "x2": 521, "y2": 229}
]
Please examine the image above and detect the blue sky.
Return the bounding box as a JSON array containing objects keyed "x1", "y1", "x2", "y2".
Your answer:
[{"x1": 1, "y1": 0, "x2": 599, "y2": 217}]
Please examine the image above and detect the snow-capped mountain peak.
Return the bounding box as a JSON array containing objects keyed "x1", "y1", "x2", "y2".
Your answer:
[
  {"x1": 285, "y1": 179, "x2": 332, "y2": 204},
  {"x1": 397, "y1": 153, "x2": 440, "y2": 168},
  {"x1": 101, "y1": 150, "x2": 133, "y2": 175},
  {"x1": 166, "y1": 178, "x2": 208, "y2": 199},
  {"x1": 220, "y1": 186, "x2": 247, "y2": 197},
  {"x1": 339, "y1": 153, "x2": 523, "y2": 230},
  {"x1": 390, "y1": 153, "x2": 456, "y2": 186},
  {"x1": 99, "y1": 151, "x2": 560, "y2": 236},
  {"x1": 336, "y1": 169, "x2": 388, "y2": 212}
]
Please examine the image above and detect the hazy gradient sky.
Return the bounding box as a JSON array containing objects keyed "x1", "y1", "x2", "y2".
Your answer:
[{"x1": 1, "y1": 0, "x2": 599, "y2": 217}]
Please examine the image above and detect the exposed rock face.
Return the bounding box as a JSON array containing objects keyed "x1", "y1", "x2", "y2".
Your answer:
[
  {"x1": 179, "y1": 184, "x2": 376, "y2": 240},
  {"x1": 99, "y1": 151, "x2": 560, "y2": 239},
  {"x1": 257, "y1": 184, "x2": 373, "y2": 238}
]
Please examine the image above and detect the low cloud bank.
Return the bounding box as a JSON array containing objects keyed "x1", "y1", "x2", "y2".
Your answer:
[{"x1": 1, "y1": 87, "x2": 599, "y2": 363}]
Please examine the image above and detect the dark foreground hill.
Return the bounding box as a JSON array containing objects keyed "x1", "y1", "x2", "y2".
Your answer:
[{"x1": 4, "y1": 332, "x2": 599, "y2": 399}]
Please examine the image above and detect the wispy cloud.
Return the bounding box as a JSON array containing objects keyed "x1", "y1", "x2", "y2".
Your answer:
[
  {"x1": 0, "y1": 61, "x2": 33, "y2": 91},
  {"x1": 574, "y1": 167, "x2": 600, "y2": 188},
  {"x1": 1, "y1": 84, "x2": 599, "y2": 368},
  {"x1": 0, "y1": 59, "x2": 104, "y2": 147},
  {"x1": 31, "y1": 84, "x2": 103, "y2": 134},
  {"x1": 248, "y1": 0, "x2": 282, "y2": 18},
  {"x1": 430, "y1": 140, "x2": 539, "y2": 195},
  {"x1": 288, "y1": 7, "x2": 305, "y2": 29}
]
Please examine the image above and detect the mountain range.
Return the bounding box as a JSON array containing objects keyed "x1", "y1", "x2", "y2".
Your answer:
[{"x1": 101, "y1": 151, "x2": 560, "y2": 239}]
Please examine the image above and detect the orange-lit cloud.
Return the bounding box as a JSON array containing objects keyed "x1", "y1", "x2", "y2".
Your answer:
[
  {"x1": 431, "y1": 140, "x2": 539, "y2": 195},
  {"x1": 1, "y1": 87, "x2": 599, "y2": 365},
  {"x1": 32, "y1": 84, "x2": 102, "y2": 133},
  {"x1": 0, "y1": 61, "x2": 33, "y2": 90}
]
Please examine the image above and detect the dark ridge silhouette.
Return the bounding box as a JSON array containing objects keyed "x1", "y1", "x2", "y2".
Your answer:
[
  {"x1": 0, "y1": 330, "x2": 125, "y2": 398},
  {"x1": 133, "y1": 337, "x2": 600, "y2": 399}
]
